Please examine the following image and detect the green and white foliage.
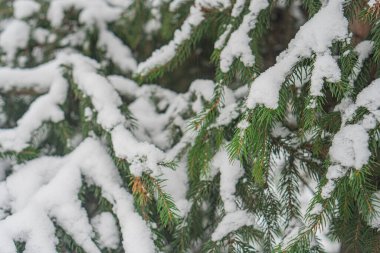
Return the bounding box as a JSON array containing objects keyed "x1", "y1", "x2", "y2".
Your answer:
[{"x1": 0, "y1": 0, "x2": 379, "y2": 252}]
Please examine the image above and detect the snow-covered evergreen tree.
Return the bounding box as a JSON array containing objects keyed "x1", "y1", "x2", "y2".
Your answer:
[{"x1": 0, "y1": 0, "x2": 379, "y2": 252}]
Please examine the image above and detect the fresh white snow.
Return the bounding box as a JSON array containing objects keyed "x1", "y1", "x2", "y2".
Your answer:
[
  {"x1": 0, "y1": 0, "x2": 378, "y2": 251},
  {"x1": 246, "y1": 0, "x2": 348, "y2": 109},
  {"x1": 0, "y1": 139, "x2": 155, "y2": 253},
  {"x1": 0, "y1": 20, "x2": 30, "y2": 63},
  {"x1": 91, "y1": 212, "x2": 120, "y2": 249},
  {"x1": 219, "y1": 0, "x2": 269, "y2": 72},
  {"x1": 13, "y1": 0, "x2": 41, "y2": 19},
  {"x1": 322, "y1": 79, "x2": 380, "y2": 199}
]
